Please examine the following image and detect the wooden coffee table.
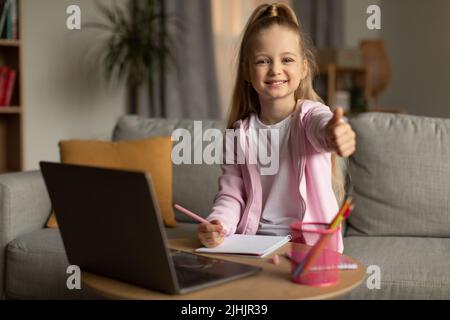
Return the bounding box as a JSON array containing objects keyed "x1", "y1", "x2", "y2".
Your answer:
[{"x1": 82, "y1": 238, "x2": 366, "y2": 300}]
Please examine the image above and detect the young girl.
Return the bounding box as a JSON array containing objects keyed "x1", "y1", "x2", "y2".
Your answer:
[{"x1": 198, "y1": 3, "x2": 356, "y2": 252}]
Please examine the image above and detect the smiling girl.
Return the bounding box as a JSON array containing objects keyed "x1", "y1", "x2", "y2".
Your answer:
[{"x1": 198, "y1": 3, "x2": 356, "y2": 251}]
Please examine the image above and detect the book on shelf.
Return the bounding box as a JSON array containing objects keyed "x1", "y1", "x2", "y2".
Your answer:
[
  {"x1": 0, "y1": 65, "x2": 16, "y2": 106},
  {"x1": 0, "y1": 0, "x2": 6, "y2": 18},
  {"x1": 0, "y1": 0, "x2": 9, "y2": 38},
  {"x1": 0, "y1": 0, "x2": 17, "y2": 40}
]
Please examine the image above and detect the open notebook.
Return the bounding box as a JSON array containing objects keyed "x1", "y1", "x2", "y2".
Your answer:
[{"x1": 196, "y1": 234, "x2": 291, "y2": 258}]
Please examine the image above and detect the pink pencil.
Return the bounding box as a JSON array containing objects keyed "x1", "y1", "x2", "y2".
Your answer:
[{"x1": 174, "y1": 204, "x2": 210, "y2": 225}]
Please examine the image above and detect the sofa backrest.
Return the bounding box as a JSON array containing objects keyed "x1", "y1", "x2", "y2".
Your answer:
[
  {"x1": 347, "y1": 112, "x2": 450, "y2": 237},
  {"x1": 113, "y1": 115, "x2": 351, "y2": 224},
  {"x1": 113, "y1": 115, "x2": 225, "y2": 222}
]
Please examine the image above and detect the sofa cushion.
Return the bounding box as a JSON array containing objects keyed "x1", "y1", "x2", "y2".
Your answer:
[
  {"x1": 347, "y1": 113, "x2": 450, "y2": 237},
  {"x1": 5, "y1": 223, "x2": 198, "y2": 299},
  {"x1": 5, "y1": 229, "x2": 97, "y2": 299},
  {"x1": 113, "y1": 116, "x2": 226, "y2": 222},
  {"x1": 341, "y1": 236, "x2": 450, "y2": 299}
]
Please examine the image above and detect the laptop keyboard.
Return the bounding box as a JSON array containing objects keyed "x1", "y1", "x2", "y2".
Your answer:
[
  {"x1": 170, "y1": 250, "x2": 228, "y2": 288},
  {"x1": 170, "y1": 250, "x2": 253, "y2": 289}
]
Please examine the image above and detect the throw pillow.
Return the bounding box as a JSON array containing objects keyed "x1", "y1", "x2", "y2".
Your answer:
[{"x1": 46, "y1": 137, "x2": 176, "y2": 228}]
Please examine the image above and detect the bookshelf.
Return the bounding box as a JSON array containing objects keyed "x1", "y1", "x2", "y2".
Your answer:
[
  {"x1": 316, "y1": 63, "x2": 368, "y2": 111},
  {"x1": 0, "y1": 0, "x2": 22, "y2": 173}
]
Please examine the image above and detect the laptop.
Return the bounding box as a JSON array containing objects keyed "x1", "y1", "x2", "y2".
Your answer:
[{"x1": 39, "y1": 161, "x2": 262, "y2": 295}]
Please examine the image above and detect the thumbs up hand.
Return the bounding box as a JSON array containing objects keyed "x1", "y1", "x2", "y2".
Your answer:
[{"x1": 324, "y1": 107, "x2": 356, "y2": 158}]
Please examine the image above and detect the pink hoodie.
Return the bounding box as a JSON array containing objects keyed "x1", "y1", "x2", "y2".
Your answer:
[{"x1": 207, "y1": 99, "x2": 343, "y2": 252}]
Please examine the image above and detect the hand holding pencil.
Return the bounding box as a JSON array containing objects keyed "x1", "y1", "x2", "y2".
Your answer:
[
  {"x1": 198, "y1": 220, "x2": 225, "y2": 248},
  {"x1": 174, "y1": 204, "x2": 225, "y2": 248}
]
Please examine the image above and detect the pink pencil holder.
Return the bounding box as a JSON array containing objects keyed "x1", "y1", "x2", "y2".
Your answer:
[{"x1": 290, "y1": 221, "x2": 341, "y2": 287}]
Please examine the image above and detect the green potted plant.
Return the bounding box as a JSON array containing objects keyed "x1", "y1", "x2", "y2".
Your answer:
[{"x1": 88, "y1": 0, "x2": 178, "y2": 115}]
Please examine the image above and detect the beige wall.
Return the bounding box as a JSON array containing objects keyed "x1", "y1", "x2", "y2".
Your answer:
[
  {"x1": 343, "y1": 0, "x2": 381, "y2": 47},
  {"x1": 380, "y1": 0, "x2": 450, "y2": 117},
  {"x1": 343, "y1": 0, "x2": 450, "y2": 118},
  {"x1": 22, "y1": 0, "x2": 126, "y2": 170}
]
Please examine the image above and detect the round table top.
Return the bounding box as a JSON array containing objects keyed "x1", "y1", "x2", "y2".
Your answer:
[{"x1": 82, "y1": 238, "x2": 366, "y2": 300}]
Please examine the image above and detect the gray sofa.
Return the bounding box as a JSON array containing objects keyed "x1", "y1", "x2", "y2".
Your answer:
[{"x1": 0, "y1": 112, "x2": 449, "y2": 299}]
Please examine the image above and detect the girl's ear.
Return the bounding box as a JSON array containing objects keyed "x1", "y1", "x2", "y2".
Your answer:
[{"x1": 300, "y1": 58, "x2": 309, "y2": 81}]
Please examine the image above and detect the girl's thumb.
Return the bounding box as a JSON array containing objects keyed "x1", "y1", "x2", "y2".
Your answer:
[{"x1": 331, "y1": 107, "x2": 344, "y2": 124}]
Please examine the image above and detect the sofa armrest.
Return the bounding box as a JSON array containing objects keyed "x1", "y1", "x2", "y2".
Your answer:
[{"x1": 0, "y1": 170, "x2": 51, "y2": 298}]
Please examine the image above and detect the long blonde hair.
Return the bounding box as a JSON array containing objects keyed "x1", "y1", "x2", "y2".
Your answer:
[{"x1": 227, "y1": 3, "x2": 345, "y2": 204}]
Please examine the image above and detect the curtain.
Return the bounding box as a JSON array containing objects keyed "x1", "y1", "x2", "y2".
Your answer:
[
  {"x1": 141, "y1": 0, "x2": 221, "y2": 119},
  {"x1": 292, "y1": 0, "x2": 344, "y2": 48}
]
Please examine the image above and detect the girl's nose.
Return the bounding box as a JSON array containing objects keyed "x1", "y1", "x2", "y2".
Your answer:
[{"x1": 269, "y1": 61, "x2": 282, "y2": 75}]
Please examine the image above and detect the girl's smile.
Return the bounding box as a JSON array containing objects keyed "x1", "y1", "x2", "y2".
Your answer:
[{"x1": 265, "y1": 79, "x2": 288, "y2": 87}]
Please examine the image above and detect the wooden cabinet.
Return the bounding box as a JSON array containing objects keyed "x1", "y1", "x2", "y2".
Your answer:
[
  {"x1": 317, "y1": 63, "x2": 368, "y2": 112},
  {"x1": 317, "y1": 63, "x2": 407, "y2": 115},
  {"x1": 0, "y1": 0, "x2": 22, "y2": 173}
]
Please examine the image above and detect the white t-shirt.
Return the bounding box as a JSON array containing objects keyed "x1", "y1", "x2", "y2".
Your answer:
[{"x1": 249, "y1": 113, "x2": 303, "y2": 236}]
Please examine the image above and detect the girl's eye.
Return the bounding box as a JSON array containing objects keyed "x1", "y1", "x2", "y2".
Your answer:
[
  {"x1": 256, "y1": 59, "x2": 270, "y2": 65},
  {"x1": 283, "y1": 58, "x2": 294, "y2": 63}
]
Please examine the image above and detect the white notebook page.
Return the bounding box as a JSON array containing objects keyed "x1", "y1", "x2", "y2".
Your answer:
[{"x1": 196, "y1": 234, "x2": 291, "y2": 258}]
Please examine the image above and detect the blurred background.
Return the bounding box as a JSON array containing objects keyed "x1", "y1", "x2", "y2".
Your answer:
[{"x1": 0, "y1": 0, "x2": 449, "y2": 171}]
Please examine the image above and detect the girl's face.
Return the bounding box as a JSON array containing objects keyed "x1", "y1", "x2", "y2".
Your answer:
[{"x1": 248, "y1": 25, "x2": 307, "y2": 105}]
